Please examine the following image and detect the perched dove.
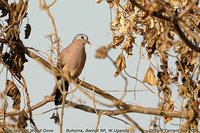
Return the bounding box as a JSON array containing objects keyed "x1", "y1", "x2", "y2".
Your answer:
[{"x1": 54, "y1": 33, "x2": 90, "y2": 105}]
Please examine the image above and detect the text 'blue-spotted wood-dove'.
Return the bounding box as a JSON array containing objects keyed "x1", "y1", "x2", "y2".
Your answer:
[{"x1": 54, "y1": 33, "x2": 90, "y2": 105}]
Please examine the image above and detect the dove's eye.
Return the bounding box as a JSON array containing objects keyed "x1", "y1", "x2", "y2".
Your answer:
[{"x1": 81, "y1": 36, "x2": 84, "y2": 40}]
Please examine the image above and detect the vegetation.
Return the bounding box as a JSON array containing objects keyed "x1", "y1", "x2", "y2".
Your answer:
[{"x1": 0, "y1": 0, "x2": 199, "y2": 132}]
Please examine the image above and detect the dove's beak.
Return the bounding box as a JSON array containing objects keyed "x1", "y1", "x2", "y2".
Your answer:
[{"x1": 85, "y1": 40, "x2": 91, "y2": 45}]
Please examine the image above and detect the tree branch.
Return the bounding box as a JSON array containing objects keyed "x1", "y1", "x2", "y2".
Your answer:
[
  {"x1": 39, "y1": 0, "x2": 60, "y2": 57},
  {"x1": 0, "y1": 45, "x2": 194, "y2": 122},
  {"x1": 24, "y1": 47, "x2": 192, "y2": 119},
  {"x1": 173, "y1": 19, "x2": 200, "y2": 52},
  {"x1": 0, "y1": 94, "x2": 191, "y2": 119}
]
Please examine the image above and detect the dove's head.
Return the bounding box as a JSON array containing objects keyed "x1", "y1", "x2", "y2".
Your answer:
[{"x1": 73, "y1": 33, "x2": 91, "y2": 45}]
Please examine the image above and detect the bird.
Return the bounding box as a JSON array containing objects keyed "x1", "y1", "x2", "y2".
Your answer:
[{"x1": 54, "y1": 33, "x2": 90, "y2": 106}]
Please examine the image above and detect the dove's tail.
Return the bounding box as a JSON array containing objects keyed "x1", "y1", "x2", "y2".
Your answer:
[{"x1": 54, "y1": 77, "x2": 69, "y2": 106}]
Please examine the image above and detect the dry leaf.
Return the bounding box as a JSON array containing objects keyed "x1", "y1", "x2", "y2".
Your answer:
[
  {"x1": 96, "y1": 0, "x2": 102, "y2": 3},
  {"x1": 107, "y1": 0, "x2": 119, "y2": 9},
  {"x1": 95, "y1": 45, "x2": 109, "y2": 59},
  {"x1": 123, "y1": 40, "x2": 133, "y2": 55},
  {"x1": 149, "y1": 18, "x2": 155, "y2": 29},
  {"x1": 170, "y1": 0, "x2": 182, "y2": 9},
  {"x1": 114, "y1": 53, "x2": 126, "y2": 77},
  {"x1": 0, "y1": 0, "x2": 8, "y2": 17},
  {"x1": 143, "y1": 66, "x2": 157, "y2": 86},
  {"x1": 119, "y1": 14, "x2": 130, "y2": 34},
  {"x1": 123, "y1": 34, "x2": 135, "y2": 55},
  {"x1": 162, "y1": 86, "x2": 172, "y2": 99},
  {"x1": 4, "y1": 80, "x2": 21, "y2": 110},
  {"x1": 157, "y1": 71, "x2": 170, "y2": 84},
  {"x1": 17, "y1": 110, "x2": 28, "y2": 129},
  {"x1": 24, "y1": 23, "x2": 31, "y2": 39},
  {"x1": 146, "y1": 2, "x2": 159, "y2": 14},
  {"x1": 179, "y1": 85, "x2": 190, "y2": 98},
  {"x1": 0, "y1": 92, "x2": 8, "y2": 111},
  {"x1": 164, "y1": 98, "x2": 174, "y2": 123},
  {"x1": 50, "y1": 111, "x2": 60, "y2": 124},
  {"x1": 164, "y1": 116, "x2": 172, "y2": 123},
  {"x1": 197, "y1": 86, "x2": 200, "y2": 99},
  {"x1": 111, "y1": 11, "x2": 121, "y2": 31},
  {"x1": 111, "y1": 34, "x2": 124, "y2": 48},
  {"x1": 164, "y1": 98, "x2": 174, "y2": 111}
]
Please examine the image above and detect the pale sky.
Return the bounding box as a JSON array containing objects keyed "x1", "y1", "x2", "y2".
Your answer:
[{"x1": 0, "y1": 0, "x2": 181, "y2": 132}]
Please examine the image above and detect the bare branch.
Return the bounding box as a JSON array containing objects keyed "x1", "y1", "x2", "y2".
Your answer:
[
  {"x1": 39, "y1": 0, "x2": 61, "y2": 57},
  {"x1": 0, "y1": 94, "x2": 192, "y2": 120},
  {"x1": 21, "y1": 77, "x2": 39, "y2": 132},
  {"x1": 21, "y1": 47, "x2": 192, "y2": 120}
]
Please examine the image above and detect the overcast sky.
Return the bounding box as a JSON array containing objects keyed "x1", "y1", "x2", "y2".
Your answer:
[{"x1": 0, "y1": 0, "x2": 180, "y2": 132}]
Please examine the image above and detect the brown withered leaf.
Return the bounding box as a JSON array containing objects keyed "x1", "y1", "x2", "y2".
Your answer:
[
  {"x1": 197, "y1": 85, "x2": 200, "y2": 99},
  {"x1": 162, "y1": 86, "x2": 172, "y2": 100},
  {"x1": 16, "y1": 0, "x2": 24, "y2": 13},
  {"x1": 169, "y1": 0, "x2": 182, "y2": 9},
  {"x1": 142, "y1": 29, "x2": 158, "y2": 59},
  {"x1": 0, "y1": 93, "x2": 8, "y2": 111},
  {"x1": 114, "y1": 53, "x2": 126, "y2": 77},
  {"x1": 164, "y1": 98, "x2": 174, "y2": 123},
  {"x1": 149, "y1": 18, "x2": 155, "y2": 29},
  {"x1": 50, "y1": 112, "x2": 60, "y2": 124},
  {"x1": 107, "y1": 0, "x2": 119, "y2": 9},
  {"x1": 146, "y1": 1, "x2": 164, "y2": 15},
  {"x1": 124, "y1": 1, "x2": 133, "y2": 15},
  {"x1": 96, "y1": 0, "x2": 102, "y2": 3},
  {"x1": 17, "y1": 110, "x2": 28, "y2": 129},
  {"x1": 123, "y1": 40, "x2": 133, "y2": 55},
  {"x1": 157, "y1": 71, "x2": 170, "y2": 84},
  {"x1": 4, "y1": 80, "x2": 21, "y2": 110},
  {"x1": 172, "y1": 72, "x2": 179, "y2": 83},
  {"x1": 179, "y1": 84, "x2": 190, "y2": 98},
  {"x1": 95, "y1": 45, "x2": 110, "y2": 59},
  {"x1": 164, "y1": 117, "x2": 172, "y2": 123},
  {"x1": 24, "y1": 23, "x2": 31, "y2": 39},
  {"x1": 146, "y1": 42, "x2": 156, "y2": 59},
  {"x1": 111, "y1": 11, "x2": 121, "y2": 31},
  {"x1": 112, "y1": 34, "x2": 124, "y2": 48},
  {"x1": 143, "y1": 66, "x2": 157, "y2": 86},
  {"x1": 127, "y1": 34, "x2": 135, "y2": 44},
  {"x1": 123, "y1": 35, "x2": 135, "y2": 55},
  {"x1": 119, "y1": 15, "x2": 130, "y2": 34},
  {"x1": 0, "y1": 0, "x2": 8, "y2": 17}
]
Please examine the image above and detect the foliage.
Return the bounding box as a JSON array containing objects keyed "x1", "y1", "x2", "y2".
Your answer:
[
  {"x1": 97, "y1": 0, "x2": 200, "y2": 131},
  {"x1": 0, "y1": 0, "x2": 199, "y2": 132}
]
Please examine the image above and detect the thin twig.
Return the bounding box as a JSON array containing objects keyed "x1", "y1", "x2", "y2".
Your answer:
[
  {"x1": 79, "y1": 87, "x2": 115, "y2": 108},
  {"x1": 107, "y1": 55, "x2": 128, "y2": 101},
  {"x1": 39, "y1": 0, "x2": 61, "y2": 58},
  {"x1": 134, "y1": 47, "x2": 142, "y2": 99},
  {"x1": 122, "y1": 113, "x2": 144, "y2": 133},
  {"x1": 108, "y1": 116, "x2": 133, "y2": 126},
  {"x1": 21, "y1": 77, "x2": 39, "y2": 132},
  {"x1": 95, "y1": 114, "x2": 101, "y2": 133},
  {"x1": 124, "y1": 69, "x2": 159, "y2": 97}
]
